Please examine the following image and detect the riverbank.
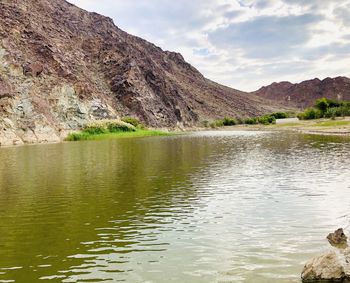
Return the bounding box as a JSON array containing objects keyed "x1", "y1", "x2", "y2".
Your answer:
[
  {"x1": 1, "y1": 117, "x2": 349, "y2": 147},
  {"x1": 65, "y1": 129, "x2": 174, "y2": 141},
  {"x1": 219, "y1": 117, "x2": 350, "y2": 136}
]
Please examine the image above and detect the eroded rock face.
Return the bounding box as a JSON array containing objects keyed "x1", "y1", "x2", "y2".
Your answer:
[
  {"x1": 0, "y1": 0, "x2": 282, "y2": 145},
  {"x1": 0, "y1": 80, "x2": 12, "y2": 99},
  {"x1": 301, "y1": 229, "x2": 350, "y2": 282},
  {"x1": 23, "y1": 62, "x2": 44, "y2": 77}
]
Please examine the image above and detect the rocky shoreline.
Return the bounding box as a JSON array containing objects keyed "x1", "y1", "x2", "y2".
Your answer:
[{"x1": 1, "y1": 118, "x2": 350, "y2": 147}]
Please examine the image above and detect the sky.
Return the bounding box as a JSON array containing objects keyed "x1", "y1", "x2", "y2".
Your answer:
[{"x1": 67, "y1": 0, "x2": 350, "y2": 91}]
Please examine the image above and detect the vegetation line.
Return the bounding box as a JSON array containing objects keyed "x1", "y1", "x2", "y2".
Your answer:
[
  {"x1": 206, "y1": 112, "x2": 293, "y2": 128},
  {"x1": 65, "y1": 118, "x2": 172, "y2": 141}
]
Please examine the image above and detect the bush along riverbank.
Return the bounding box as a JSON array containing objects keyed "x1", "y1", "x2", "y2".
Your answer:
[
  {"x1": 298, "y1": 98, "x2": 350, "y2": 120},
  {"x1": 207, "y1": 112, "x2": 291, "y2": 128},
  {"x1": 65, "y1": 118, "x2": 171, "y2": 141}
]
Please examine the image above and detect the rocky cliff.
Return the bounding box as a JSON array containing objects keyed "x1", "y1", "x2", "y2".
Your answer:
[
  {"x1": 253, "y1": 77, "x2": 350, "y2": 109},
  {"x1": 0, "y1": 0, "x2": 279, "y2": 146}
]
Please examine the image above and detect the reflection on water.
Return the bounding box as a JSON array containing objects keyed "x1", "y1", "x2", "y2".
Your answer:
[{"x1": 0, "y1": 131, "x2": 349, "y2": 283}]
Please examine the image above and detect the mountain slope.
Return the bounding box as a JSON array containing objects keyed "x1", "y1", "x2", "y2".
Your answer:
[
  {"x1": 253, "y1": 77, "x2": 350, "y2": 108},
  {"x1": 0, "y1": 0, "x2": 281, "y2": 145}
]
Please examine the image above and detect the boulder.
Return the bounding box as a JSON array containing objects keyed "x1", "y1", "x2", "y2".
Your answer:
[
  {"x1": 301, "y1": 250, "x2": 347, "y2": 282},
  {"x1": 302, "y1": 228, "x2": 350, "y2": 282},
  {"x1": 327, "y1": 228, "x2": 348, "y2": 249}
]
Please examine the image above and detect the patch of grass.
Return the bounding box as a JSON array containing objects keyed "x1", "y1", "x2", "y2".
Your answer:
[
  {"x1": 314, "y1": 120, "x2": 350, "y2": 127},
  {"x1": 65, "y1": 120, "x2": 172, "y2": 141},
  {"x1": 65, "y1": 130, "x2": 172, "y2": 141}
]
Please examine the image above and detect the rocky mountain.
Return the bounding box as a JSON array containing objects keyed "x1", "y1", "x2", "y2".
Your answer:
[
  {"x1": 0, "y1": 0, "x2": 280, "y2": 146},
  {"x1": 253, "y1": 77, "x2": 350, "y2": 108}
]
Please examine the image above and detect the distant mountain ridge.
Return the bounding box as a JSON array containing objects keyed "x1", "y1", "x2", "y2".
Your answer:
[
  {"x1": 0, "y1": 0, "x2": 280, "y2": 145},
  {"x1": 253, "y1": 77, "x2": 350, "y2": 108}
]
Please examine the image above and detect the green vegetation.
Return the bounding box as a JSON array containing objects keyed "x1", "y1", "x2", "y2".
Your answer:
[
  {"x1": 258, "y1": 115, "x2": 276, "y2": 125},
  {"x1": 313, "y1": 120, "x2": 350, "y2": 127},
  {"x1": 121, "y1": 116, "x2": 145, "y2": 129},
  {"x1": 208, "y1": 112, "x2": 288, "y2": 128},
  {"x1": 297, "y1": 108, "x2": 323, "y2": 120},
  {"x1": 210, "y1": 117, "x2": 238, "y2": 128},
  {"x1": 270, "y1": 112, "x2": 289, "y2": 119},
  {"x1": 222, "y1": 117, "x2": 237, "y2": 126},
  {"x1": 244, "y1": 117, "x2": 258, "y2": 125},
  {"x1": 298, "y1": 98, "x2": 350, "y2": 120},
  {"x1": 66, "y1": 119, "x2": 170, "y2": 141}
]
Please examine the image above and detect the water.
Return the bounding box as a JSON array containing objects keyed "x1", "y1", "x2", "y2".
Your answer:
[{"x1": 0, "y1": 131, "x2": 349, "y2": 283}]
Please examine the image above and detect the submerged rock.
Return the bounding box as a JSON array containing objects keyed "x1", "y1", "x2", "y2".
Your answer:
[{"x1": 301, "y1": 228, "x2": 350, "y2": 282}]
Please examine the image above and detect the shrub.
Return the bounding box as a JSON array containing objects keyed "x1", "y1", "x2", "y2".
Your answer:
[
  {"x1": 106, "y1": 121, "x2": 136, "y2": 132},
  {"x1": 258, "y1": 115, "x2": 276, "y2": 125},
  {"x1": 315, "y1": 98, "x2": 329, "y2": 112},
  {"x1": 222, "y1": 117, "x2": 237, "y2": 126},
  {"x1": 201, "y1": 120, "x2": 210, "y2": 128},
  {"x1": 324, "y1": 107, "x2": 340, "y2": 119},
  {"x1": 121, "y1": 117, "x2": 145, "y2": 129},
  {"x1": 298, "y1": 108, "x2": 323, "y2": 120},
  {"x1": 327, "y1": 99, "x2": 341, "y2": 108},
  {"x1": 209, "y1": 121, "x2": 218, "y2": 128},
  {"x1": 83, "y1": 120, "x2": 136, "y2": 134},
  {"x1": 244, "y1": 118, "x2": 258, "y2": 125},
  {"x1": 236, "y1": 118, "x2": 244, "y2": 125},
  {"x1": 270, "y1": 112, "x2": 288, "y2": 119},
  {"x1": 83, "y1": 124, "x2": 107, "y2": 135}
]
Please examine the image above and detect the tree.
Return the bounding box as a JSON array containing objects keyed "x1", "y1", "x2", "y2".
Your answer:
[{"x1": 315, "y1": 98, "x2": 329, "y2": 112}]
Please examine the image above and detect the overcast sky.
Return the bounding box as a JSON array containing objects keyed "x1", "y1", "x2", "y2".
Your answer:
[{"x1": 67, "y1": 0, "x2": 350, "y2": 91}]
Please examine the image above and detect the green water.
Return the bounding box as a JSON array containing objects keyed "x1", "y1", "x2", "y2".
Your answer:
[{"x1": 0, "y1": 131, "x2": 350, "y2": 283}]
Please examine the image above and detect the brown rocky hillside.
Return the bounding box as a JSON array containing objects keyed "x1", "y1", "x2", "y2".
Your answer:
[
  {"x1": 253, "y1": 77, "x2": 350, "y2": 108},
  {"x1": 0, "y1": 0, "x2": 281, "y2": 145}
]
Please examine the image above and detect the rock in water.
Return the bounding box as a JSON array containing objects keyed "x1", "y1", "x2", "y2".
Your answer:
[
  {"x1": 301, "y1": 250, "x2": 346, "y2": 282},
  {"x1": 301, "y1": 229, "x2": 350, "y2": 282},
  {"x1": 327, "y1": 228, "x2": 348, "y2": 249}
]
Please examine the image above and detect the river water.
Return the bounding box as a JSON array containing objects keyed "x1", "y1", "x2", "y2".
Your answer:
[{"x1": 0, "y1": 131, "x2": 349, "y2": 283}]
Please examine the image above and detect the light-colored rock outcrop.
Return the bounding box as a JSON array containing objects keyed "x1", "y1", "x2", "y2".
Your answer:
[
  {"x1": 301, "y1": 250, "x2": 348, "y2": 281},
  {"x1": 301, "y1": 228, "x2": 350, "y2": 282}
]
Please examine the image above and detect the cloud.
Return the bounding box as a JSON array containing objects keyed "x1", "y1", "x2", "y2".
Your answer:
[
  {"x1": 208, "y1": 14, "x2": 323, "y2": 59},
  {"x1": 333, "y1": 3, "x2": 350, "y2": 27},
  {"x1": 67, "y1": 0, "x2": 350, "y2": 91}
]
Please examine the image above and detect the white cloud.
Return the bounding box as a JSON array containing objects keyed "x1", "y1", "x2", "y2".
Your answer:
[{"x1": 67, "y1": 0, "x2": 350, "y2": 91}]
